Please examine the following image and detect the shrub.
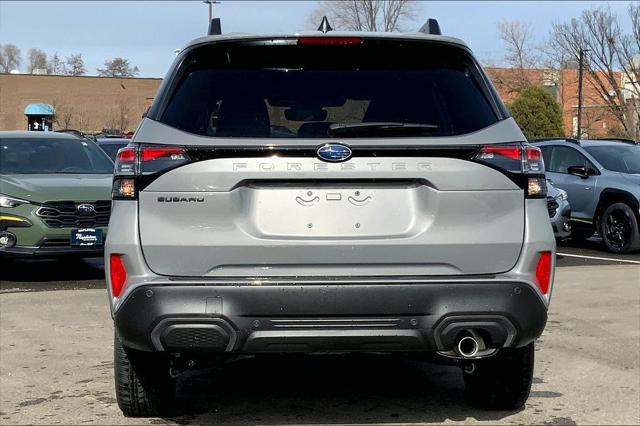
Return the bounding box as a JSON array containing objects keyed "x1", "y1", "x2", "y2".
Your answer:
[{"x1": 509, "y1": 86, "x2": 565, "y2": 139}]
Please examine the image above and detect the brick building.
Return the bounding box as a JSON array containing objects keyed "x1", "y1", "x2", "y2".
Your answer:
[
  {"x1": 486, "y1": 67, "x2": 637, "y2": 139},
  {"x1": 0, "y1": 69, "x2": 636, "y2": 139},
  {"x1": 0, "y1": 74, "x2": 161, "y2": 133}
]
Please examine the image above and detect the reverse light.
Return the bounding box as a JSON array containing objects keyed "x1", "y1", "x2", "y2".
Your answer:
[
  {"x1": 534, "y1": 251, "x2": 552, "y2": 295},
  {"x1": 110, "y1": 254, "x2": 127, "y2": 298},
  {"x1": 112, "y1": 178, "x2": 136, "y2": 199},
  {"x1": 527, "y1": 177, "x2": 547, "y2": 197}
]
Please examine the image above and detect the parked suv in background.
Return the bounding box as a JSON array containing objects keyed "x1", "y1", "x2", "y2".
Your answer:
[
  {"x1": 106, "y1": 24, "x2": 555, "y2": 416},
  {"x1": 0, "y1": 131, "x2": 113, "y2": 257},
  {"x1": 532, "y1": 138, "x2": 640, "y2": 253},
  {"x1": 547, "y1": 181, "x2": 571, "y2": 240}
]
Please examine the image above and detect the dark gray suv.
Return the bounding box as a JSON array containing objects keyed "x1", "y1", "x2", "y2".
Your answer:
[
  {"x1": 106, "y1": 25, "x2": 555, "y2": 416},
  {"x1": 533, "y1": 138, "x2": 640, "y2": 253}
]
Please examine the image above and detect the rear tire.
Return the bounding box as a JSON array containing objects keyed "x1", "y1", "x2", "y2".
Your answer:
[
  {"x1": 463, "y1": 343, "x2": 534, "y2": 410},
  {"x1": 114, "y1": 332, "x2": 177, "y2": 417},
  {"x1": 600, "y1": 203, "x2": 640, "y2": 254}
]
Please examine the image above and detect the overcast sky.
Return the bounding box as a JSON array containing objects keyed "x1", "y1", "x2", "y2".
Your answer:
[{"x1": 0, "y1": 1, "x2": 635, "y2": 78}]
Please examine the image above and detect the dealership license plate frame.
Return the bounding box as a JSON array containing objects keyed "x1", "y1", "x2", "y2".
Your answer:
[{"x1": 70, "y1": 228, "x2": 103, "y2": 246}]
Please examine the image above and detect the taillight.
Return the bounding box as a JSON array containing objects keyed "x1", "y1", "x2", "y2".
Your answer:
[
  {"x1": 534, "y1": 251, "x2": 552, "y2": 295},
  {"x1": 110, "y1": 254, "x2": 127, "y2": 298},
  {"x1": 115, "y1": 147, "x2": 136, "y2": 174},
  {"x1": 112, "y1": 145, "x2": 191, "y2": 200},
  {"x1": 473, "y1": 143, "x2": 546, "y2": 198}
]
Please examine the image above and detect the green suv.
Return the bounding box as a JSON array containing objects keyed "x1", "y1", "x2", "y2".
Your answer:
[{"x1": 0, "y1": 131, "x2": 114, "y2": 257}]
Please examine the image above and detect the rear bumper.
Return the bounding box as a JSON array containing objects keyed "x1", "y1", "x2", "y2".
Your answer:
[{"x1": 114, "y1": 281, "x2": 547, "y2": 354}]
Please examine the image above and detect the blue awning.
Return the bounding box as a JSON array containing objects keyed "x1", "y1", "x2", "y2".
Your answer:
[{"x1": 24, "y1": 103, "x2": 55, "y2": 116}]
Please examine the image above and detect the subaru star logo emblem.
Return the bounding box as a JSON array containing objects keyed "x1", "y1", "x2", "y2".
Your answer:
[
  {"x1": 76, "y1": 203, "x2": 96, "y2": 215},
  {"x1": 317, "y1": 144, "x2": 352, "y2": 162}
]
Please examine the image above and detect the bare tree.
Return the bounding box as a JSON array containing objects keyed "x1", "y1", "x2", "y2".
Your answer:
[
  {"x1": 65, "y1": 54, "x2": 86, "y2": 76},
  {"x1": 488, "y1": 21, "x2": 540, "y2": 95},
  {"x1": 308, "y1": 0, "x2": 418, "y2": 32},
  {"x1": 97, "y1": 57, "x2": 139, "y2": 77},
  {"x1": 104, "y1": 99, "x2": 131, "y2": 133},
  {"x1": 50, "y1": 98, "x2": 75, "y2": 129},
  {"x1": 549, "y1": 5, "x2": 640, "y2": 140},
  {"x1": 0, "y1": 43, "x2": 22, "y2": 73},
  {"x1": 48, "y1": 52, "x2": 66, "y2": 75},
  {"x1": 27, "y1": 48, "x2": 48, "y2": 73}
]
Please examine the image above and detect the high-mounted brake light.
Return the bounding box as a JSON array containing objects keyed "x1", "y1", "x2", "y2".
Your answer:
[
  {"x1": 110, "y1": 254, "x2": 127, "y2": 298},
  {"x1": 534, "y1": 251, "x2": 552, "y2": 295},
  {"x1": 297, "y1": 36, "x2": 363, "y2": 45}
]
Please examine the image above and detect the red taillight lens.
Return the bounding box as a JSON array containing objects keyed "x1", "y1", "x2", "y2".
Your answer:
[
  {"x1": 116, "y1": 147, "x2": 136, "y2": 162},
  {"x1": 297, "y1": 36, "x2": 363, "y2": 45},
  {"x1": 115, "y1": 147, "x2": 136, "y2": 175},
  {"x1": 535, "y1": 251, "x2": 552, "y2": 295},
  {"x1": 110, "y1": 254, "x2": 127, "y2": 298},
  {"x1": 523, "y1": 145, "x2": 544, "y2": 173},
  {"x1": 477, "y1": 145, "x2": 521, "y2": 161},
  {"x1": 139, "y1": 146, "x2": 190, "y2": 174},
  {"x1": 141, "y1": 147, "x2": 187, "y2": 162}
]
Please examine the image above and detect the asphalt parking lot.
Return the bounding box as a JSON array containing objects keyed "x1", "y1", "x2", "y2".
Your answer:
[{"x1": 1, "y1": 243, "x2": 639, "y2": 425}]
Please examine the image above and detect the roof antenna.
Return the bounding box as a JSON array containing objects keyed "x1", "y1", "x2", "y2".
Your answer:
[
  {"x1": 208, "y1": 18, "x2": 222, "y2": 36},
  {"x1": 318, "y1": 16, "x2": 333, "y2": 33}
]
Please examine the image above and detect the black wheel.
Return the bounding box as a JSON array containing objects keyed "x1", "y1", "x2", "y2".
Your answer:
[
  {"x1": 600, "y1": 203, "x2": 640, "y2": 254},
  {"x1": 463, "y1": 343, "x2": 534, "y2": 410},
  {"x1": 114, "y1": 332, "x2": 177, "y2": 417}
]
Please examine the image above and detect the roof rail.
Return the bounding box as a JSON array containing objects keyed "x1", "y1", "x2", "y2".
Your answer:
[
  {"x1": 317, "y1": 16, "x2": 333, "y2": 33},
  {"x1": 588, "y1": 138, "x2": 638, "y2": 145},
  {"x1": 418, "y1": 18, "x2": 441, "y2": 36},
  {"x1": 529, "y1": 137, "x2": 580, "y2": 145},
  {"x1": 208, "y1": 18, "x2": 222, "y2": 36}
]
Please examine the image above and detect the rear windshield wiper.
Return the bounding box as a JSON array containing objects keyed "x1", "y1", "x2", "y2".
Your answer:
[{"x1": 328, "y1": 122, "x2": 439, "y2": 137}]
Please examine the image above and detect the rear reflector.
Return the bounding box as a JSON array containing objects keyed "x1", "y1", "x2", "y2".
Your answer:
[
  {"x1": 534, "y1": 251, "x2": 552, "y2": 295},
  {"x1": 297, "y1": 36, "x2": 363, "y2": 45},
  {"x1": 110, "y1": 254, "x2": 127, "y2": 298}
]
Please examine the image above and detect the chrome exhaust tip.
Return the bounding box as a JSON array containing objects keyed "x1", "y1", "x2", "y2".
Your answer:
[
  {"x1": 455, "y1": 330, "x2": 485, "y2": 358},
  {"x1": 457, "y1": 336, "x2": 479, "y2": 357}
]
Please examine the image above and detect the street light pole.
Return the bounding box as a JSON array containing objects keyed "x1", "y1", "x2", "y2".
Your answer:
[
  {"x1": 577, "y1": 48, "x2": 590, "y2": 140},
  {"x1": 203, "y1": 0, "x2": 220, "y2": 22}
]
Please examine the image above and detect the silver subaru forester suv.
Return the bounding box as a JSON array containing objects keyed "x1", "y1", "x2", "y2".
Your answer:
[{"x1": 106, "y1": 22, "x2": 555, "y2": 416}]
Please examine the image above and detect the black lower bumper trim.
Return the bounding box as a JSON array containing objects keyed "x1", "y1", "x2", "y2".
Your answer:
[
  {"x1": 114, "y1": 281, "x2": 547, "y2": 354},
  {"x1": 0, "y1": 246, "x2": 104, "y2": 258}
]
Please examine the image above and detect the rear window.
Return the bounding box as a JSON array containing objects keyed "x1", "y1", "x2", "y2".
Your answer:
[
  {"x1": 158, "y1": 39, "x2": 500, "y2": 138},
  {"x1": 0, "y1": 137, "x2": 114, "y2": 174}
]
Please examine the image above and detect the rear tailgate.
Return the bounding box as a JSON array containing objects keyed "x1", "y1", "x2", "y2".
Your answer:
[{"x1": 138, "y1": 154, "x2": 524, "y2": 277}]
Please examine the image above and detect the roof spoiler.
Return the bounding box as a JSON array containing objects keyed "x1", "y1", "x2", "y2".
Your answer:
[
  {"x1": 419, "y1": 18, "x2": 441, "y2": 35},
  {"x1": 208, "y1": 18, "x2": 222, "y2": 36}
]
